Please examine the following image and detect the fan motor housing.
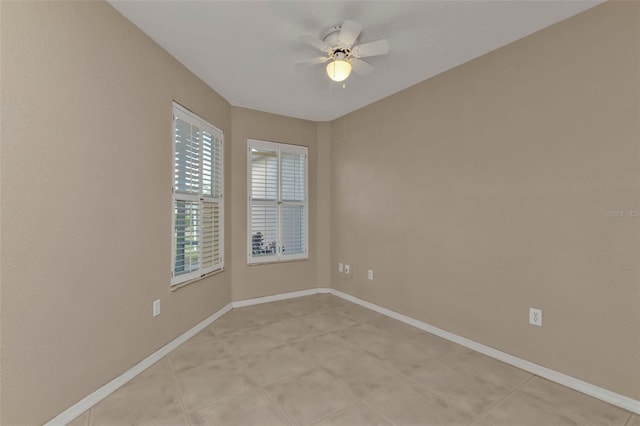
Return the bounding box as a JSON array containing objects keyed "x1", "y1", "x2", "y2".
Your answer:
[{"x1": 330, "y1": 47, "x2": 351, "y2": 60}]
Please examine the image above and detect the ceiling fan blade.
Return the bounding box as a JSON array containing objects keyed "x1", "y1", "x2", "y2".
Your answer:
[
  {"x1": 352, "y1": 39, "x2": 390, "y2": 58},
  {"x1": 351, "y1": 58, "x2": 374, "y2": 75},
  {"x1": 338, "y1": 20, "x2": 362, "y2": 47},
  {"x1": 300, "y1": 35, "x2": 330, "y2": 52},
  {"x1": 296, "y1": 56, "x2": 330, "y2": 66}
]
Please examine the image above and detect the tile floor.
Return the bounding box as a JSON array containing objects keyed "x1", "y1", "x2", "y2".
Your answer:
[{"x1": 69, "y1": 294, "x2": 637, "y2": 426}]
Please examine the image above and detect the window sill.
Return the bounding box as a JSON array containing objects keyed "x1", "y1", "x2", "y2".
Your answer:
[
  {"x1": 171, "y1": 268, "x2": 225, "y2": 291},
  {"x1": 247, "y1": 258, "x2": 309, "y2": 267}
]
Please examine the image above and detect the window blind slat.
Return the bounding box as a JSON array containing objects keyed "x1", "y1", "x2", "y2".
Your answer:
[
  {"x1": 201, "y1": 202, "x2": 221, "y2": 268},
  {"x1": 251, "y1": 205, "x2": 278, "y2": 258},
  {"x1": 202, "y1": 131, "x2": 213, "y2": 197},
  {"x1": 281, "y1": 204, "x2": 305, "y2": 255},
  {"x1": 251, "y1": 149, "x2": 278, "y2": 201},
  {"x1": 212, "y1": 135, "x2": 222, "y2": 198},
  {"x1": 174, "y1": 118, "x2": 200, "y2": 194},
  {"x1": 281, "y1": 152, "x2": 306, "y2": 202},
  {"x1": 173, "y1": 200, "x2": 200, "y2": 276}
]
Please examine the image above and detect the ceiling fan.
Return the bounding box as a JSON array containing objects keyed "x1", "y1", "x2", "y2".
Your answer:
[{"x1": 298, "y1": 20, "x2": 390, "y2": 82}]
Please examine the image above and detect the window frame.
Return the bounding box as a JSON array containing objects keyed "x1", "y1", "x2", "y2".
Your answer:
[
  {"x1": 247, "y1": 139, "x2": 308, "y2": 265},
  {"x1": 171, "y1": 102, "x2": 224, "y2": 286}
]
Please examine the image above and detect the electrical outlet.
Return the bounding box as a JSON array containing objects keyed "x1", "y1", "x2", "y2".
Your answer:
[
  {"x1": 338, "y1": 262, "x2": 344, "y2": 273},
  {"x1": 153, "y1": 299, "x2": 161, "y2": 317},
  {"x1": 529, "y1": 307, "x2": 542, "y2": 327},
  {"x1": 344, "y1": 264, "x2": 350, "y2": 274},
  {"x1": 368, "y1": 269, "x2": 374, "y2": 280}
]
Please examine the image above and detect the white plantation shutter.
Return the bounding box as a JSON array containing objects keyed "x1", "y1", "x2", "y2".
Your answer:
[
  {"x1": 250, "y1": 148, "x2": 279, "y2": 260},
  {"x1": 172, "y1": 103, "x2": 224, "y2": 285},
  {"x1": 281, "y1": 152, "x2": 306, "y2": 256},
  {"x1": 251, "y1": 149, "x2": 278, "y2": 201},
  {"x1": 251, "y1": 205, "x2": 279, "y2": 258},
  {"x1": 202, "y1": 132, "x2": 213, "y2": 196},
  {"x1": 203, "y1": 130, "x2": 223, "y2": 198},
  {"x1": 173, "y1": 201, "x2": 200, "y2": 274},
  {"x1": 248, "y1": 140, "x2": 308, "y2": 264},
  {"x1": 201, "y1": 201, "x2": 221, "y2": 268},
  {"x1": 281, "y1": 153, "x2": 305, "y2": 202},
  {"x1": 281, "y1": 205, "x2": 305, "y2": 256},
  {"x1": 174, "y1": 119, "x2": 200, "y2": 193}
]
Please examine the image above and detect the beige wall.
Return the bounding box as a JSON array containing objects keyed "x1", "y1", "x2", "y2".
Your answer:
[
  {"x1": 316, "y1": 122, "x2": 332, "y2": 288},
  {"x1": 1, "y1": 0, "x2": 638, "y2": 424},
  {"x1": 330, "y1": 1, "x2": 640, "y2": 399},
  {"x1": 229, "y1": 107, "x2": 331, "y2": 301},
  {"x1": 0, "y1": 2, "x2": 233, "y2": 424},
  {"x1": 0, "y1": 3, "x2": 333, "y2": 423}
]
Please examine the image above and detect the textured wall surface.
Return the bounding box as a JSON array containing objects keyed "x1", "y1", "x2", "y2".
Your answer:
[
  {"x1": 1, "y1": 2, "x2": 233, "y2": 424},
  {"x1": 330, "y1": 0, "x2": 639, "y2": 400}
]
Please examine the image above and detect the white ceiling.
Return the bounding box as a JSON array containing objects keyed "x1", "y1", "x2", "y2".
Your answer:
[{"x1": 108, "y1": 1, "x2": 602, "y2": 121}]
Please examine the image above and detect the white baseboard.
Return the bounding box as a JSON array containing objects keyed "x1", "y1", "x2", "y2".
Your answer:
[
  {"x1": 47, "y1": 287, "x2": 639, "y2": 425},
  {"x1": 232, "y1": 287, "x2": 322, "y2": 308},
  {"x1": 45, "y1": 303, "x2": 233, "y2": 426},
  {"x1": 48, "y1": 288, "x2": 328, "y2": 425},
  {"x1": 328, "y1": 288, "x2": 640, "y2": 415}
]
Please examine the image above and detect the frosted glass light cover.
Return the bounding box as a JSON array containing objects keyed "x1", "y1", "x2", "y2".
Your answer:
[{"x1": 326, "y1": 60, "x2": 352, "y2": 82}]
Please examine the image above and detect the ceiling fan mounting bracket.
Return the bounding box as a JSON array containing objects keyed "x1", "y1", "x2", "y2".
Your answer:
[{"x1": 320, "y1": 24, "x2": 342, "y2": 43}]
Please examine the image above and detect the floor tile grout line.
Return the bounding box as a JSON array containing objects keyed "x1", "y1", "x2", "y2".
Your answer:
[
  {"x1": 166, "y1": 356, "x2": 194, "y2": 426},
  {"x1": 495, "y1": 374, "x2": 633, "y2": 424},
  {"x1": 299, "y1": 393, "x2": 360, "y2": 426},
  {"x1": 258, "y1": 360, "x2": 362, "y2": 426},
  {"x1": 247, "y1": 361, "x2": 322, "y2": 393},
  {"x1": 403, "y1": 374, "x2": 480, "y2": 420},
  {"x1": 624, "y1": 412, "x2": 633, "y2": 426},
  {"x1": 170, "y1": 359, "x2": 256, "y2": 424},
  {"x1": 259, "y1": 386, "x2": 297, "y2": 426},
  {"x1": 361, "y1": 398, "x2": 398, "y2": 426},
  {"x1": 411, "y1": 353, "x2": 536, "y2": 418},
  {"x1": 478, "y1": 373, "x2": 536, "y2": 422},
  {"x1": 477, "y1": 371, "x2": 535, "y2": 416},
  {"x1": 365, "y1": 350, "x2": 440, "y2": 382},
  {"x1": 179, "y1": 383, "x2": 255, "y2": 417},
  {"x1": 306, "y1": 400, "x2": 363, "y2": 426}
]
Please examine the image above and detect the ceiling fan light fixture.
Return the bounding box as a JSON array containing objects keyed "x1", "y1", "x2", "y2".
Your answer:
[{"x1": 326, "y1": 59, "x2": 351, "y2": 82}]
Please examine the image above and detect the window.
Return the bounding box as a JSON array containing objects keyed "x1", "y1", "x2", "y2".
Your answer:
[
  {"x1": 172, "y1": 103, "x2": 224, "y2": 285},
  {"x1": 248, "y1": 139, "x2": 308, "y2": 264}
]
